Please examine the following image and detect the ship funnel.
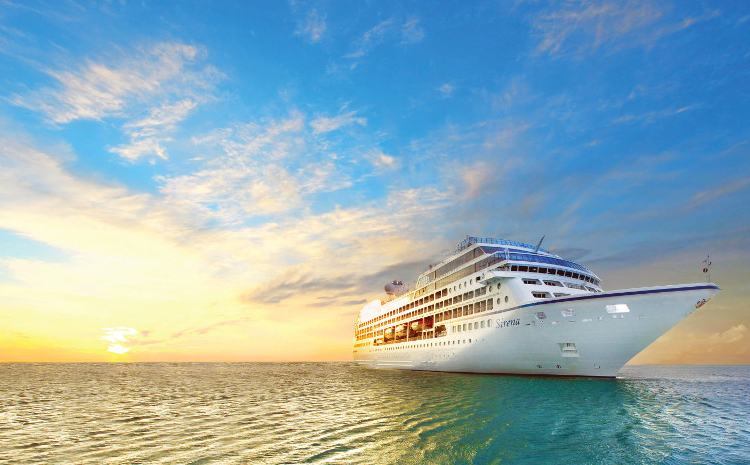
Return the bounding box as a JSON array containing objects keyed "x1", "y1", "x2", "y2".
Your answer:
[{"x1": 385, "y1": 281, "x2": 405, "y2": 297}]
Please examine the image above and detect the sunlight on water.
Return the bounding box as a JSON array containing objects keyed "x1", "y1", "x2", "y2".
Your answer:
[{"x1": 0, "y1": 363, "x2": 748, "y2": 464}]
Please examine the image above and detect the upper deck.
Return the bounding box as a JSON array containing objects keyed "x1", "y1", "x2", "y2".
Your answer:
[
  {"x1": 415, "y1": 236, "x2": 599, "y2": 291},
  {"x1": 355, "y1": 237, "x2": 603, "y2": 343}
]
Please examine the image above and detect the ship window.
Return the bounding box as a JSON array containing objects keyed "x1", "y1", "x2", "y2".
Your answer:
[
  {"x1": 548, "y1": 268, "x2": 556, "y2": 275},
  {"x1": 544, "y1": 280, "x2": 563, "y2": 287},
  {"x1": 463, "y1": 324, "x2": 467, "y2": 331},
  {"x1": 606, "y1": 304, "x2": 630, "y2": 313},
  {"x1": 504, "y1": 296, "x2": 508, "y2": 303},
  {"x1": 474, "y1": 322, "x2": 479, "y2": 329},
  {"x1": 488, "y1": 285, "x2": 493, "y2": 292},
  {"x1": 539, "y1": 267, "x2": 547, "y2": 274},
  {"x1": 572, "y1": 273, "x2": 579, "y2": 280},
  {"x1": 523, "y1": 278, "x2": 541, "y2": 285},
  {"x1": 488, "y1": 319, "x2": 492, "y2": 326},
  {"x1": 511, "y1": 265, "x2": 518, "y2": 271},
  {"x1": 487, "y1": 299, "x2": 493, "y2": 310},
  {"x1": 529, "y1": 267, "x2": 538, "y2": 273},
  {"x1": 565, "y1": 271, "x2": 572, "y2": 277},
  {"x1": 481, "y1": 320, "x2": 485, "y2": 328},
  {"x1": 557, "y1": 269, "x2": 565, "y2": 276},
  {"x1": 519, "y1": 266, "x2": 528, "y2": 272}
]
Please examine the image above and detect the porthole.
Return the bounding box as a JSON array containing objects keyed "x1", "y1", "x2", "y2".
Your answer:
[
  {"x1": 505, "y1": 296, "x2": 509, "y2": 303},
  {"x1": 497, "y1": 298, "x2": 501, "y2": 304},
  {"x1": 497, "y1": 283, "x2": 502, "y2": 289},
  {"x1": 489, "y1": 285, "x2": 493, "y2": 292},
  {"x1": 470, "y1": 279, "x2": 473, "y2": 285},
  {"x1": 458, "y1": 284, "x2": 461, "y2": 289}
]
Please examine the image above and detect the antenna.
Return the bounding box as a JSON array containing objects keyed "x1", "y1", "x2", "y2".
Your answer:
[{"x1": 534, "y1": 235, "x2": 545, "y2": 254}]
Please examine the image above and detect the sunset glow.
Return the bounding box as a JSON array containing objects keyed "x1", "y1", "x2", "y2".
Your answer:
[{"x1": 1, "y1": 1, "x2": 748, "y2": 364}]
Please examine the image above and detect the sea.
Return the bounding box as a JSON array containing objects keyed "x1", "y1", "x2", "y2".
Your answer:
[{"x1": 1, "y1": 363, "x2": 748, "y2": 464}]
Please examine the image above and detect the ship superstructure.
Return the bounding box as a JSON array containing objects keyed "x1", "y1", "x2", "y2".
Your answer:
[{"x1": 352, "y1": 237, "x2": 720, "y2": 377}]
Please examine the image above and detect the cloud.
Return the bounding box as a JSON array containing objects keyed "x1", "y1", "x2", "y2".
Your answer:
[
  {"x1": 107, "y1": 344, "x2": 131, "y2": 354},
  {"x1": 310, "y1": 109, "x2": 367, "y2": 134},
  {"x1": 533, "y1": 1, "x2": 719, "y2": 57},
  {"x1": 158, "y1": 111, "x2": 360, "y2": 221},
  {"x1": 11, "y1": 41, "x2": 222, "y2": 161},
  {"x1": 612, "y1": 105, "x2": 695, "y2": 124},
  {"x1": 101, "y1": 327, "x2": 137, "y2": 354},
  {"x1": 401, "y1": 18, "x2": 425, "y2": 44},
  {"x1": 12, "y1": 42, "x2": 204, "y2": 123},
  {"x1": 295, "y1": 9, "x2": 327, "y2": 42},
  {"x1": 688, "y1": 177, "x2": 750, "y2": 210},
  {"x1": 438, "y1": 83, "x2": 454, "y2": 97},
  {"x1": 365, "y1": 149, "x2": 400, "y2": 171},
  {"x1": 346, "y1": 17, "x2": 425, "y2": 63}
]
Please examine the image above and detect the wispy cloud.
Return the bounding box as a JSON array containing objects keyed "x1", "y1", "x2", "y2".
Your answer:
[
  {"x1": 438, "y1": 83, "x2": 454, "y2": 97},
  {"x1": 310, "y1": 109, "x2": 366, "y2": 134},
  {"x1": 401, "y1": 18, "x2": 425, "y2": 44},
  {"x1": 346, "y1": 17, "x2": 425, "y2": 64},
  {"x1": 158, "y1": 110, "x2": 364, "y2": 222},
  {"x1": 365, "y1": 149, "x2": 400, "y2": 171},
  {"x1": 533, "y1": 1, "x2": 719, "y2": 57},
  {"x1": 295, "y1": 8, "x2": 327, "y2": 42},
  {"x1": 11, "y1": 41, "x2": 223, "y2": 161},
  {"x1": 688, "y1": 177, "x2": 750, "y2": 210},
  {"x1": 612, "y1": 105, "x2": 695, "y2": 124}
]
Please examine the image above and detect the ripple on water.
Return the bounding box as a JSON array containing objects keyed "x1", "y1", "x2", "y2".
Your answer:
[{"x1": 0, "y1": 363, "x2": 749, "y2": 464}]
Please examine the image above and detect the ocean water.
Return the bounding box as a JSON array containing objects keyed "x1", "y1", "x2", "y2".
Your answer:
[{"x1": 1, "y1": 363, "x2": 748, "y2": 464}]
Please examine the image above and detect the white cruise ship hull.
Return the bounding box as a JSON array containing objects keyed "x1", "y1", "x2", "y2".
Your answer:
[{"x1": 353, "y1": 283, "x2": 720, "y2": 378}]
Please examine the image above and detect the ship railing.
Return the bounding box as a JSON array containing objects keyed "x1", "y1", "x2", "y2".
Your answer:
[
  {"x1": 456, "y1": 236, "x2": 550, "y2": 254},
  {"x1": 489, "y1": 252, "x2": 592, "y2": 274}
]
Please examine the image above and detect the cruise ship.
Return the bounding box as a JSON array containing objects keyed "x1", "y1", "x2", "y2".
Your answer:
[{"x1": 352, "y1": 237, "x2": 720, "y2": 377}]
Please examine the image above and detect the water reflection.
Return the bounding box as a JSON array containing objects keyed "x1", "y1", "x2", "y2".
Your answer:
[{"x1": 0, "y1": 363, "x2": 747, "y2": 464}]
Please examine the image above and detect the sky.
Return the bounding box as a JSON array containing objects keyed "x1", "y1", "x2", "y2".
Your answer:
[{"x1": 0, "y1": 0, "x2": 748, "y2": 364}]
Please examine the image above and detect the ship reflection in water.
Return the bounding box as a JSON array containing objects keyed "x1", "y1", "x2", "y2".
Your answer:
[{"x1": 1, "y1": 363, "x2": 749, "y2": 464}]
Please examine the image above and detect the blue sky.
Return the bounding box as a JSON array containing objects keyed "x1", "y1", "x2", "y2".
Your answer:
[{"x1": 0, "y1": 0, "x2": 748, "y2": 363}]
